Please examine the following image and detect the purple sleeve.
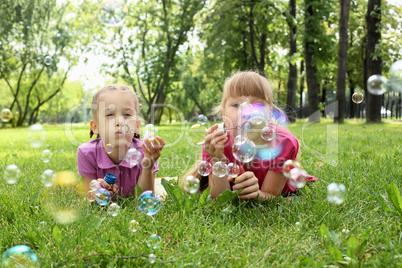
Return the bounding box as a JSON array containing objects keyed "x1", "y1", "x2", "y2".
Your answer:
[{"x1": 77, "y1": 147, "x2": 97, "y2": 178}]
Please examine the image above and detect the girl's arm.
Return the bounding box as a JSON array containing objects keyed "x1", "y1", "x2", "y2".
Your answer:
[
  {"x1": 137, "y1": 159, "x2": 156, "y2": 191},
  {"x1": 257, "y1": 171, "x2": 288, "y2": 201},
  {"x1": 208, "y1": 158, "x2": 230, "y2": 199}
]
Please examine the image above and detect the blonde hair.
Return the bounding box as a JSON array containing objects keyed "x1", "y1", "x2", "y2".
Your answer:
[{"x1": 91, "y1": 85, "x2": 139, "y2": 121}]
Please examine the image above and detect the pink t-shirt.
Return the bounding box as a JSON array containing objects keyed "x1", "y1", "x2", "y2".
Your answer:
[
  {"x1": 77, "y1": 137, "x2": 159, "y2": 197},
  {"x1": 202, "y1": 125, "x2": 318, "y2": 194}
]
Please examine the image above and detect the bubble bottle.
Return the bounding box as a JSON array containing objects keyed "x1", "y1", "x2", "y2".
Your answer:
[{"x1": 104, "y1": 173, "x2": 117, "y2": 188}]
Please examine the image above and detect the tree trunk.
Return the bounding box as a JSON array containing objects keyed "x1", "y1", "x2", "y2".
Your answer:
[
  {"x1": 286, "y1": 0, "x2": 297, "y2": 122},
  {"x1": 335, "y1": 0, "x2": 351, "y2": 123},
  {"x1": 365, "y1": 0, "x2": 382, "y2": 123},
  {"x1": 299, "y1": 60, "x2": 305, "y2": 118}
]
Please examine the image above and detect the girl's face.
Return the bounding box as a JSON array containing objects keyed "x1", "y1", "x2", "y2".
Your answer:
[
  {"x1": 222, "y1": 95, "x2": 270, "y2": 138},
  {"x1": 90, "y1": 91, "x2": 140, "y2": 149}
]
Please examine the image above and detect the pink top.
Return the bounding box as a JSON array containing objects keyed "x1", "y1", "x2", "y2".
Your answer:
[
  {"x1": 77, "y1": 137, "x2": 159, "y2": 197},
  {"x1": 202, "y1": 125, "x2": 318, "y2": 194}
]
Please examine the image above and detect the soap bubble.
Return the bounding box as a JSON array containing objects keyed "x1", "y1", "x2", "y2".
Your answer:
[
  {"x1": 188, "y1": 124, "x2": 206, "y2": 145},
  {"x1": 261, "y1": 126, "x2": 276, "y2": 141},
  {"x1": 89, "y1": 180, "x2": 102, "y2": 191},
  {"x1": 288, "y1": 171, "x2": 307, "y2": 189},
  {"x1": 327, "y1": 183, "x2": 346, "y2": 204},
  {"x1": 44, "y1": 56, "x2": 53, "y2": 65},
  {"x1": 232, "y1": 136, "x2": 256, "y2": 163},
  {"x1": 227, "y1": 163, "x2": 240, "y2": 177},
  {"x1": 108, "y1": 203, "x2": 121, "y2": 216},
  {"x1": 98, "y1": 0, "x2": 128, "y2": 27},
  {"x1": 212, "y1": 161, "x2": 228, "y2": 178},
  {"x1": 105, "y1": 144, "x2": 113, "y2": 154},
  {"x1": 120, "y1": 124, "x2": 130, "y2": 134},
  {"x1": 143, "y1": 124, "x2": 158, "y2": 141},
  {"x1": 198, "y1": 161, "x2": 212, "y2": 176},
  {"x1": 129, "y1": 220, "x2": 139, "y2": 232},
  {"x1": 26, "y1": 124, "x2": 46, "y2": 148},
  {"x1": 242, "y1": 115, "x2": 268, "y2": 141},
  {"x1": 148, "y1": 253, "x2": 156, "y2": 264},
  {"x1": 41, "y1": 149, "x2": 52, "y2": 163},
  {"x1": 351, "y1": 92, "x2": 364, "y2": 104},
  {"x1": 389, "y1": 60, "x2": 402, "y2": 93},
  {"x1": 282, "y1": 160, "x2": 302, "y2": 179},
  {"x1": 138, "y1": 190, "x2": 161, "y2": 216},
  {"x1": 367, "y1": 75, "x2": 387, "y2": 95},
  {"x1": 183, "y1": 175, "x2": 200, "y2": 194},
  {"x1": 86, "y1": 191, "x2": 97, "y2": 202},
  {"x1": 148, "y1": 234, "x2": 162, "y2": 249},
  {"x1": 95, "y1": 188, "x2": 111, "y2": 206},
  {"x1": 272, "y1": 109, "x2": 289, "y2": 126},
  {"x1": 41, "y1": 169, "x2": 55, "y2": 187},
  {"x1": 1, "y1": 108, "x2": 12, "y2": 123},
  {"x1": 0, "y1": 245, "x2": 38, "y2": 267},
  {"x1": 295, "y1": 222, "x2": 300, "y2": 231},
  {"x1": 125, "y1": 148, "x2": 142, "y2": 167},
  {"x1": 3, "y1": 165, "x2": 21, "y2": 184},
  {"x1": 197, "y1": 114, "x2": 208, "y2": 125}
]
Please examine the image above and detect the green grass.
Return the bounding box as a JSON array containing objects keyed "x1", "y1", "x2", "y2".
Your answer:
[{"x1": 0, "y1": 120, "x2": 401, "y2": 267}]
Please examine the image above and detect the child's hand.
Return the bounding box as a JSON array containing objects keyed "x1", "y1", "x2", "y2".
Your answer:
[
  {"x1": 141, "y1": 136, "x2": 165, "y2": 168},
  {"x1": 204, "y1": 124, "x2": 228, "y2": 162},
  {"x1": 228, "y1": 171, "x2": 259, "y2": 200},
  {"x1": 96, "y1": 178, "x2": 118, "y2": 194}
]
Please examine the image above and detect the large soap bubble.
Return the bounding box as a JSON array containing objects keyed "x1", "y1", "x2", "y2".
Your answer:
[
  {"x1": 389, "y1": 60, "x2": 402, "y2": 93},
  {"x1": 3, "y1": 165, "x2": 21, "y2": 184},
  {"x1": 0, "y1": 108, "x2": 13, "y2": 123},
  {"x1": 367, "y1": 75, "x2": 387, "y2": 95},
  {"x1": 98, "y1": 0, "x2": 128, "y2": 27},
  {"x1": 0, "y1": 245, "x2": 38, "y2": 267},
  {"x1": 232, "y1": 135, "x2": 256, "y2": 163},
  {"x1": 26, "y1": 124, "x2": 47, "y2": 148},
  {"x1": 138, "y1": 190, "x2": 161, "y2": 216}
]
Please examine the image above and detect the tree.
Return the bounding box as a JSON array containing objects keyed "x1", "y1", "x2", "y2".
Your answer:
[{"x1": 285, "y1": 0, "x2": 297, "y2": 122}]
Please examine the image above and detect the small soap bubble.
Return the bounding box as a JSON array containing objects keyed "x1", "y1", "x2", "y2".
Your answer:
[
  {"x1": 198, "y1": 161, "x2": 212, "y2": 176},
  {"x1": 41, "y1": 149, "x2": 52, "y2": 163},
  {"x1": 0, "y1": 108, "x2": 12, "y2": 123},
  {"x1": 44, "y1": 56, "x2": 53, "y2": 65},
  {"x1": 148, "y1": 253, "x2": 156, "y2": 264},
  {"x1": 89, "y1": 180, "x2": 102, "y2": 191},
  {"x1": 148, "y1": 234, "x2": 162, "y2": 249},
  {"x1": 261, "y1": 126, "x2": 276, "y2": 141},
  {"x1": 108, "y1": 202, "x2": 121, "y2": 217},
  {"x1": 120, "y1": 124, "x2": 129, "y2": 134},
  {"x1": 41, "y1": 169, "x2": 55, "y2": 187},
  {"x1": 105, "y1": 144, "x2": 113, "y2": 154},
  {"x1": 4, "y1": 165, "x2": 21, "y2": 184},
  {"x1": 352, "y1": 92, "x2": 364, "y2": 104},
  {"x1": 86, "y1": 191, "x2": 96, "y2": 202},
  {"x1": 98, "y1": 0, "x2": 128, "y2": 27},
  {"x1": 183, "y1": 175, "x2": 200, "y2": 194},
  {"x1": 227, "y1": 163, "x2": 240, "y2": 177},
  {"x1": 232, "y1": 135, "x2": 256, "y2": 163},
  {"x1": 282, "y1": 160, "x2": 302, "y2": 179},
  {"x1": 212, "y1": 161, "x2": 228, "y2": 178},
  {"x1": 95, "y1": 188, "x2": 111, "y2": 206},
  {"x1": 0, "y1": 245, "x2": 38, "y2": 267},
  {"x1": 129, "y1": 220, "x2": 139, "y2": 232},
  {"x1": 138, "y1": 190, "x2": 161, "y2": 216},
  {"x1": 327, "y1": 183, "x2": 346, "y2": 205},
  {"x1": 125, "y1": 148, "x2": 142, "y2": 167},
  {"x1": 367, "y1": 75, "x2": 387, "y2": 95},
  {"x1": 197, "y1": 114, "x2": 208, "y2": 125},
  {"x1": 26, "y1": 124, "x2": 47, "y2": 148},
  {"x1": 143, "y1": 124, "x2": 158, "y2": 141},
  {"x1": 389, "y1": 60, "x2": 402, "y2": 93},
  {"x1": 295, "y1": 222, "x2": 300, "y2": 231},
  {"x1": 188, "y1": 124, "x2": 207, "y2": 145},
  {"x1": 288, "y1": 171, "x2": 307, "y2": 189}
]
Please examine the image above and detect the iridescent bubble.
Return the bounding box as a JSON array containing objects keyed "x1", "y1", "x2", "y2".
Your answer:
[
  {"x1": 129, "y1": 220, "x2": 139, "y2": 232},
  {"x1": 0, "y1": 245, "x2": 38, "y2": 267},
  {"x1": 143, "y1": 124, "x2": 158, "y2": 141},
  {"x1": 41, "y1": 149, "x2": 52, "y2": 163},
  {"x1": 44, "y1": 56, "x2": 53, "y2": 65},
  {"x1": 148, "y1": 234, "x2": 162, "y2": 249},
  {"x1": 138, "y1": 190, "x2": 161, "y2": 216},
  {"x1": 272, "y1": 109, "x2": 289, "y2": 126},
  {"x1": 86, "y1": 190, "x2": 97, "y2": 202},
  {"x1": 242, "y1": 115, "x2": 268, "y2": 142},
  {"x1": 212, "y1": 161, "x2": 228, "y2": 178},
  {"x1": 98, "y1": 0, "x2": 128, "y2": 27},
  {"x1": 227, "y1": 163, "x2": 240, "y2": 177},
  {"x1": 41, "y1": 169, "x2": 55, "y2": 187},
  {"x1": 0, "y1": 108, "x2": 12, "y2": 123},
  {"x1": 288, "y1": 171, "x2": 307, "y2": 189},
  {"x1": 89, "y1": 180, "x2": 102, "y2": 191},
  {"x1": 389, "y1": 60, "x2": 402, "y2": 93},
  {"x1": 148, "y1": 253, "x2": 156, "y2": 264},
  {"x1": 105, "y1": 143, "x2": 113, "y2": 154},
  {"x1": 120, "y1": 124, "x2": 130, "y2": 134},
  {"x1": 198, "y1": 161, "x2": 212, "y2": 176},
  {"x1": 26, "y1": 124, "x2": 47, "y2": 148},
  {"x1": 261, "y1": 126, "x2": 276, "y2": 141},
  {"x1": 183, "y1": 175, "x2": 200, "y2": 194},
  {"x1": 351, "y1": 92, "x2": 364, "y2": 104},
  {"x1": 4, "y1": 165, "x2": 21, "y2": 184},
  {"x1": 282, "y1": 160, "x2": 302, "y2": 179},
  {"x1": 125, "y1": 148, "x2": 142, "y2": 167},
  {"x1": 327, "y1": 183, "x2": 346, "y2": 205},
  {"x1": 232, "y1": 136, "x2": 256, "y2": 163},
  {"x1": 197, "y1": 114, "x2": 208, "y2": 125},
  {"x1": 95, "y1": 188, "x2": 111, "y2": 206},
  {"x1": 108, "y1": 202, "x2": 121, "y2": 217},
  {"x1": 367, "y1": 75, "x2": 387, "y2": 95},
  {"x1": 188, "y1": 124, "x2": 206, "y2": 145}
]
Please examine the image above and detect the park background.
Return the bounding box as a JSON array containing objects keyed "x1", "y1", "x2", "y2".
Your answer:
[{"x1": 0, "y1": 0, "x2": 402, "y2": 267}]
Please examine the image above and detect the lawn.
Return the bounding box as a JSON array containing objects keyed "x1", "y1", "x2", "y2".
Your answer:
[{"x1": 0, "y1": 119, "x2": 401, "y2": 267}]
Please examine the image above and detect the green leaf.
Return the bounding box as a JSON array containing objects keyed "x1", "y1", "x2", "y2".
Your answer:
[
  {"x1": 328, "y1": 246, "x2": 343, "y2": 261},
  {"x1": 346, "y1": 236, "x2": 358, "y2": 258},
  {"x1": 320, "y1": 224, "x2": 330, "y2": 241},
  {"x1": 329, "y1": 231, "x2": 341, "y2": 246},
  {"x1": 78, "y1": 216, "x2": 106, "y2": 243},
  {"x1": 161, "y1": 178, "x2": 184, "y2": 209},
  {"x1": 386, "y1": 182, "x2": 402, "y2": 215},
  {"x1": 198, "y1": 186, "x2": 211, "y2": 207},
  {"x1": 135, "y1": 184, "x2": 143, "y2": 198},
  {"x1": 374, "y1": 193, "x2": 394, "y2": 213},
  {"x1": 215, "y1": 189, "x2": 240, "y2": 206},
  {"x1": 52, "y1": 225, "x2": 62, "y2": 245}
]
